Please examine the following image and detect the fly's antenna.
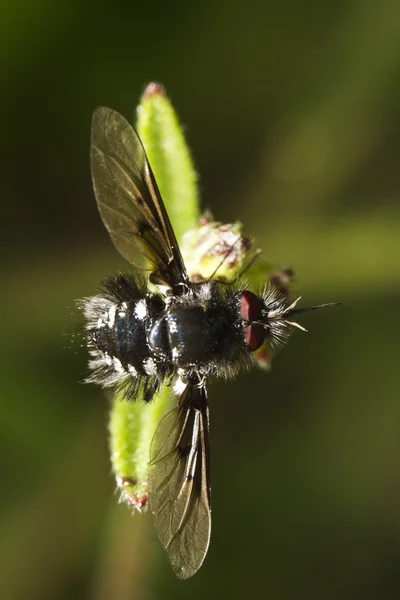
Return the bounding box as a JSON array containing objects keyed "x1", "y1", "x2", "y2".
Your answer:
[
  {"x1": 285, "y1": 301, "x2": 341, "y2": 317},
  {"x1": 282, "y1": 299, "x2": 341, "y2": 332}
]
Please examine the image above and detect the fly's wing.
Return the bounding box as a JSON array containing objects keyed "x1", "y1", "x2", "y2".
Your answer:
[
  {"x1": 148, "y1": 384, "x2": 211, "y2": 579},
  {"x1": 91, "y1": 106, "x2": 188, "y2": 287}
]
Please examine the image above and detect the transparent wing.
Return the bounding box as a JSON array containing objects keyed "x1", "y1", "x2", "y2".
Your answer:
[
  {"x1": 91, "y1": 106, "x2": 188, "y2": 286},
  {"x1": 149, "y1": 384, "x2": 211, "y2": 579}
]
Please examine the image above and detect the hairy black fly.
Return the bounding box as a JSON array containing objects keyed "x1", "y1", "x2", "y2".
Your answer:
[{"x1": 82, "y1": 107, "x2": 339, "y2": 579}]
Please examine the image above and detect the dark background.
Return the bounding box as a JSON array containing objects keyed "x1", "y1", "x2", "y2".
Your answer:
[{"x1": 2, "y1": 1, "x2": 400, "y2": 599}]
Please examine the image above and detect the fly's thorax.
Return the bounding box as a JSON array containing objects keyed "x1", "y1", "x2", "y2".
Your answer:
[{"x1": 162, "y1": 280, "x2": 253, "y2": 376}]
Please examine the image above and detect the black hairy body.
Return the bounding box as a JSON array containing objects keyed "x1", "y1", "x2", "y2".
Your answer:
[{"x1": 83, "y1": 273, "x2": 256, "y2": 402}]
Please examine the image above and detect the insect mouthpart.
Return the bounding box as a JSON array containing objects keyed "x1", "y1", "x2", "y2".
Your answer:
[{"x1": 261, "y1": 286, "x2": 341, "y2": 350}]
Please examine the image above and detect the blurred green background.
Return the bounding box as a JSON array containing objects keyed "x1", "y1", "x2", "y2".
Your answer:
[{"x1": 2, "y1": 0, "x2": 400, "y2": 598}]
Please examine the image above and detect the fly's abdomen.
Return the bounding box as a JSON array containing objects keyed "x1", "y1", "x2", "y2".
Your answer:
[{"x1": 83, "y1": 289, "x2": 168, "y2": 401}]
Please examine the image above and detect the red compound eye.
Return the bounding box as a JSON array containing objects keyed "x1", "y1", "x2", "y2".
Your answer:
[
  {"x1": 239, "y1": 291, "x2": 265, "y2": 351},
  {"x1": 240, "y1": 291, "x2": 262, "y2": 321},
  {"x1": 243, "y1": 323, "x2": 265, "y2": 351}
]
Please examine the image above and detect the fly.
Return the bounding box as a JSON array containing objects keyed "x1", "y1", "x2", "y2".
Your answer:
[{"x1": 81, "y1": 107, "x2": 339, "y2": 579}]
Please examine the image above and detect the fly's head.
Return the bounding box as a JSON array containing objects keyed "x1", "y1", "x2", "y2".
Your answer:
[{"x1": 239, "y1": 285, "x2": 340, "y2": 354}]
